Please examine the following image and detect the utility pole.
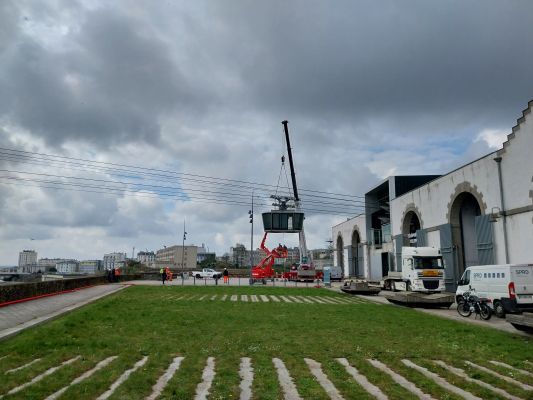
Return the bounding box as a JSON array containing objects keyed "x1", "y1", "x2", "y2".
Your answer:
[
  {"x1": 181, "y1": 220, "x2": 187, "y2": 271},
  {"x1": 249, "y1": 191, "x2": 254, "y2": 280},
  {"x1": 132, "y1": 246, "x2": 135, "y2": 259}
]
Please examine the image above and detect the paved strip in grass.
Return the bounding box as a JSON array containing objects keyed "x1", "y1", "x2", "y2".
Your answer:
[
  {"x1": 238, "y1": 357, "x2": 253, "y2": 400},
  {"x1": 336, "y1": 358, "x2": 388, "y2": 400},
  {"x1": 305, "y1": 358, "x2": 344, "y2": 400},
  {"x1": 45, "y1": 356, "x2": 118, "y2": 400},
  {"x1": 272, "y1": 358, "x2": 302, "y2": 400},
  {"x1": 367, "y1": 359, "x2": 435, "y2": 400},
  {"x1": 0, "y1": 356, "x2": 80, "y2": 399},
  {"x1": 96, "y1": 356, "x2": 148, "y2": 400},
  {"x1": 5, "y1": 358, "x2": 41, "y2": 374},
  {"x1": 464, "y1": 360, "x2": 533, "y2": 391},
  {"x1": 490, "y1": 360, "x2": 533, "y2": 377},
  {"x1": 194, "y1": 357, "x2": 216, "y2": 400},
  {"x1": 402, "y1": 359, "x2": 483, "y2": 400},
  {"x1": 433, "y1": 360, "x2": 521, "y2": 400},
  {"x1": 146, "y1": 356, "x2": 184, "y2": 400}
]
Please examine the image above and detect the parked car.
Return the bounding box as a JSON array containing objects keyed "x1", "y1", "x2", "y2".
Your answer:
[{"x1": 191, "y1": 268, "x2": 222, "y2": 279}]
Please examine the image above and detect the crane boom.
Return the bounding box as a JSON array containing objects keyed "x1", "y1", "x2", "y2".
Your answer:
[{"x1": 281, "y1": 121, "x2": 310, "y2": 265}]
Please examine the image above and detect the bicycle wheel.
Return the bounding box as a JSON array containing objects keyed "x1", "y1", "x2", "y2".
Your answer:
[
  {"x1": 457, "y1": 300, "x2": 472, "y2": 317},
  {"x1": 479, "y1": 303, "x2": 492, "y2": 320}
]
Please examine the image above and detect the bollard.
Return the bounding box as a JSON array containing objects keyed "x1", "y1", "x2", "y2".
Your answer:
[
  {"x1": 204, "y1": 278, "x2": 207, "y2": 286},
  {"x1": 193, "y1": 276, "x2": 196, "y2": 286}
]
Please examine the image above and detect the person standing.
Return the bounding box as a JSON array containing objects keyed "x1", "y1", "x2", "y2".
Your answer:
[
  {"x1": 160, "y1": 267, "x2": 166, "y2": 285},
  {"x1": 223, "y1": 268, "x2": 229, "y2": 284}
]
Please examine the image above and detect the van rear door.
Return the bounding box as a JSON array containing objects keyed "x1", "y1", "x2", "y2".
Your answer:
[{"x1": 511, "y1": 265, "x2": 533, "y2": 305}]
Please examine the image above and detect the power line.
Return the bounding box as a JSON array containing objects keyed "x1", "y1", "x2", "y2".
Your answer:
[{"x1": 0, "y1": 146, "x2": 370, "y2": 199}]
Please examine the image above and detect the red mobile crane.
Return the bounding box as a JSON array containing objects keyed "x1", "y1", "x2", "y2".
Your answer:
[{"x1": 250, "y1": 232, "x2": 288, "y2": 284}]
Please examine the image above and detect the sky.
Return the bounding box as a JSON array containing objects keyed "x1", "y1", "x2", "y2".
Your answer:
[{"x1": 1, "y1": 0, "x2": 533, "y2": 265}]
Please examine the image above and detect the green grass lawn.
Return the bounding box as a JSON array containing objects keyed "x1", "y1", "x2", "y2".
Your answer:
[{"x1": 1, "y1": 285, "x2": 532, "y2": 399}]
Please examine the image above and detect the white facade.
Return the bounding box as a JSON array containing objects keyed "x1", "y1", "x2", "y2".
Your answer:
[
  {"x1": 156, "y1": 245, "x2": 197, "y2": 269},
  {"x1": 389, "y1": 101, "x2": 533, "y2": 289},
  {"x1": 332, "y1": 214, "x2": 369, "y2": 279},
  {"x1": 332, "y1": 100, "x2": 533, "y2": 290},
  {"x1": 137, "y1": 251, "x2": 156, "y2": 266},
  {"x1": 79, "y1": 260, "x2": 102, "y2": 274},
  {"x1": 56, "y1": 260, "x2": 79, "y2": 274},
  {"x1": 38, "y1": 258, "x2": 65, "y2": 272},
  {"x1": 103, "y1": 252, "x2": 127, "y2": 270},
  {"x1": 18, "y1": 250, "x2": 37, "y2": 271}
]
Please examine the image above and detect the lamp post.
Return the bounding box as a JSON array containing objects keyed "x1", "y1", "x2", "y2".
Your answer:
[
  {"x1": 181, "y1": 220, "x2": 187, "y2": 271},
  {"x1": 249, "y1": 191, "x2": 254, "y2": 284}
]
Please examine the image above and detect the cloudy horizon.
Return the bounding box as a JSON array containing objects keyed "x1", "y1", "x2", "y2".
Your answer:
[{"x1": 1, "y1": 0, "x2": 533, "y2": 265}]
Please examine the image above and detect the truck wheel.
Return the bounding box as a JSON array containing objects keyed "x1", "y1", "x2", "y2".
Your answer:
[
  {"x1": 406, "y1": 281, "x2": 412, "y2": 292},
  {"x1": 196, "y1": 274, "x2": 201, "y2": 279},
  {"x1": 493, "y1": 301, "x2": 506, "y2": 318}
]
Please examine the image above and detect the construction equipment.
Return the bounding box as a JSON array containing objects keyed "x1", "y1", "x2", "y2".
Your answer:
[
  {"x1": 259, "y1": 121, "x2": 314, "y2": 281},
  {"x1": 250, "y1": 232, "x2": 288, "y2": 284}
]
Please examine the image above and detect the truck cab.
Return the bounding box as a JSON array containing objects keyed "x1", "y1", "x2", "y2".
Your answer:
[{"x1": 382, "y1": 247, "x2": 445, "y2": 292}]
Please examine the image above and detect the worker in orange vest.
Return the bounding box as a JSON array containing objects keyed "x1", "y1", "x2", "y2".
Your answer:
[{"x1": 165, "y1": 266, "x2": 173, "y2": 282}]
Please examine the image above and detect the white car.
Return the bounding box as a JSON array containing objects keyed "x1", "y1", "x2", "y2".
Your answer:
[{"x1": 191, "y1": 268, "x2": 222, "y2": 279}]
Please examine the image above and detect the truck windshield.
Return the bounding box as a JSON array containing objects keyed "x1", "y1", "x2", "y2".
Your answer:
[{"x1": 413, "y1": 256, "x2": 443, "y2": 269}]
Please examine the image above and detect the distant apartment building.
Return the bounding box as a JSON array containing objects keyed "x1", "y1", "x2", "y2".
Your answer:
[
  {"x1": 18, "y1": 250, "x2": 37, "y2": 273},
  {"x1": 197, "y1": 244, "x2": 216, "y2": 264},
  {"x1": 103, "y1": 252, "x2": 127, "y2": 270},
  {"x1": 79, "y1": 260, "x2": 103, "y2": 274},
  {"x1": 230, "y1": 243, "x2": 247, "y2": 267},
  {"x1": 56, "y1": 260, "x2": 79, "y2": 274},
  {"x1": 229, "y1": 244, "x2": 266, "y2": 267},
  {"x1": 285, "y1": 247, "x2": 300, "y2": 265},
  {"x1": 310, "y1": 249, "x2": 333, "y2": 270},
  {"x1": 38, "y1": 258, "x2": 65, "y2": 273},
  {"x1": 156, "y1": 245, "x2": 197, "y2": 270},
  {"x1": 137, "y1": 251, "x2": 156, "y2": 267}
]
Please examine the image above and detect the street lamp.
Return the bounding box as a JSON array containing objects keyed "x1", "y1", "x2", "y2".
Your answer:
[
  {"x1": 249, "y1": 191, "x2": 254, "y2": 283},
  {"x1": 181, "y1": 220, "x2": 187, "y2": 271}
]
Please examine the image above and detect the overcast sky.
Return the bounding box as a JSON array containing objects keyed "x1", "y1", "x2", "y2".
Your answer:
[{"x1": 1, "y1": 0, "x2": 533, "y2": 265}]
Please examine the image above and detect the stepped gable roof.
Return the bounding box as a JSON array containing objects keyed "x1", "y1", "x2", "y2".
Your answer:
[{"x1": 497, "y1": 99, "x2": 533, "y2": 157}]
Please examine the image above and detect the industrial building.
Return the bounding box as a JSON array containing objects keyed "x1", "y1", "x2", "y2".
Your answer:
[{"x1": 333, "y1": 100, "x2": 533, "y2": 291}]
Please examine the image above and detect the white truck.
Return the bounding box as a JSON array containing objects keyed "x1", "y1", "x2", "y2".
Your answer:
[
  {"x1": 456, "y1": 264, "x2": 533, "y2": 318},
  {"x1": 191, "y1": 268, "x2": 222, "y2": 279},
  {"x1": 382, "y1": 247, "x2": 445, "y2": 293}
]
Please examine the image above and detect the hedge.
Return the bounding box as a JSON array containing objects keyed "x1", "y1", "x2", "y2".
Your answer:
[{"x1": 0, "y1": 274, "x2": 141, "y2": 304}]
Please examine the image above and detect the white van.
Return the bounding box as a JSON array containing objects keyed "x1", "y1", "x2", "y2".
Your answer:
[{"x1": 456, "y1": 264, "x2": 533, "y2": 317}]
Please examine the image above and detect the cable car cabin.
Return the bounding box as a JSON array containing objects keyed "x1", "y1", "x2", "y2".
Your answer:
[{"x1": 262, "y1": 211, "x2": 304, "y2": 233}]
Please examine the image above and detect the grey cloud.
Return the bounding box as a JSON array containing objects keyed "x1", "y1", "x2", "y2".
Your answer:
[
  {"x1": 202, "y1": 0, "x2": 533, "y2": 128},
  {"x1": 1, "y1": 4, "x2": 203, "y2": 149}
]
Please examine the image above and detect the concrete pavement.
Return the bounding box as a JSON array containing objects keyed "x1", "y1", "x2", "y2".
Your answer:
[{"x1": 0, "y1": 284, "x2": 126, "y2": 341}]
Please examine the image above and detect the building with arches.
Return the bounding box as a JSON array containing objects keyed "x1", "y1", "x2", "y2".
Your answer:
[{"x1": 333, "y1": 100, "x2": 533, "y2": 291}]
